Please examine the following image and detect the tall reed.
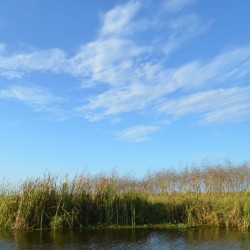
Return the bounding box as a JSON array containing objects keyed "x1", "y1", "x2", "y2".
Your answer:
[{"x1": 0, "y1": 161, "x2": 250, "y2": 230}]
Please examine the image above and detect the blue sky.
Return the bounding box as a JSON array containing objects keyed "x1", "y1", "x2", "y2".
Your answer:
[{"x1": 1, "y1": 0, "x2": 250, "y2": 181}]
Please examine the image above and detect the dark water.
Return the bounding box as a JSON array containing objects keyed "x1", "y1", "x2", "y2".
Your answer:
[{"x1": 1, "y1": 227, "x2": 250, "y2": 250}]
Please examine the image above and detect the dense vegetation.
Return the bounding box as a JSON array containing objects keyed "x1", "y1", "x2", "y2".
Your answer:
[{"x1": 1, "y1": 161, "x2": 250, "y2": 231}]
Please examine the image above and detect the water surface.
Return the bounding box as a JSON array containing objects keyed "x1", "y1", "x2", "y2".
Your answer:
[{"x1": 1, "y1": 227, "x2": 250, "y2": 249}]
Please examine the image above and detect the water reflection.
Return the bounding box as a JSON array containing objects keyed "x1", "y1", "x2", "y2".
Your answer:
[{"x1": 1, "y1": 227, "x2": 250, "y2": 249}]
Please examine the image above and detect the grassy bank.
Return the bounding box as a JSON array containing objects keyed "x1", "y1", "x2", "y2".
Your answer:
[{"x1": 1, "y1": 161, "x2": 250, "y2": 231}]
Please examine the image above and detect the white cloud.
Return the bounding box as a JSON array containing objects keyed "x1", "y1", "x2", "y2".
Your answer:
[
  {"x1": 78, "y1": 83, "x2": 157, "y2": 121},
  {"x1": 200, "y1": 47, "x2": 250, "y2": 83},
  {"x1": 171, "y1": 46, "x2": 250, "y2": 91},
  {"x1": 0, "y1": 48, "x2": 67, "y2": 78},
  {"x1": 0, "y1": 85, "x2": 61, "y2": 110},
  {"x1": 158, "y1": 87, "x2": 250, "y2": 124},
  {"x1": 100, "y1": 0, "x2": 141, "y2": 37},
  {"x1": 69, "y1": 38, "x2": 146, "y2": 86},
  {"x1": 163, "y1": 0, "x2": 197, "y2": 12},
  {"x1": 202, "y1": 104, "x2": 250, "y2": 124},
  {"x1": 117, "y1": 125, "x2": 159, "y2": 142},
  {"x1": 0, "y1": 70, "x2": 24, "y2": 79},
  {"x1": 163, "y1": 14, "x2": 212, "y2": 55}
]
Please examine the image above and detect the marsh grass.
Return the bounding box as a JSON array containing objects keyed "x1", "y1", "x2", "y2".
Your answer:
[{"x1": 1, "y1": 161, "x2": 250, "y2": 231}]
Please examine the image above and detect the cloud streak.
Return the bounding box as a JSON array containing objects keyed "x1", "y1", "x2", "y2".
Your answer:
[
  {"x1": 0, "y1": 48, "x2": 67, "y2": 79},
  {"x1": 117, "y1": 125, "x2": 159, "y2": 142},
  {"x1": 158, "y1": 87, "x2": 250, "y2": 124},
  {"x1": 0, "y1": 85, "x2": 62, "y2": 111},
  {"x1": 163, "y1": 0, "x2": 197, "y2": 12},
  {"x1": 100, "y1": 0, "x2": 141, "y2": 37},
  {"x1": 163, "y1": 14, "x2": 212, "y2": 55}
]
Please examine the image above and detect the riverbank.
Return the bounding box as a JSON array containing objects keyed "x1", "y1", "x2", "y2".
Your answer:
[{"x1": 1, "y1": 162, "x2": 250, "y2": 231}]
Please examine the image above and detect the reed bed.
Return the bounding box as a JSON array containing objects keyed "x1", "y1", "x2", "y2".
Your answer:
[{"x1": 1, "y1": 161, "x2": 250, "y2": 231}]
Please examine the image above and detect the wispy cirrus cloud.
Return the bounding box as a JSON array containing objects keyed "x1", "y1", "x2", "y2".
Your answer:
[
  {"x1": 163, "y1": 14, "x2": 212, "y2": 55},
  {"x1": 117, "y1": 125, "x2": 159, "y2": 142},
  {"x1": 77, "y1": 81, "x2": 167, "y2": 121},
  {"x1": 158, "y1": 87, "x2": 250, "y2": 124},
  {"x1": 163, "y1": 0, "x2": 197, "y2": 12},
  {"x1": 171, "y1": 46, "x2": 250, "y2": 90},
  {"x1": 0, "y1": 48, "x2": 67, "y2": 79},
  {"x1": 100, "y1": 0, "x2": 141, "y2": 38},
  {"x1": 0, "y1": 85, "x2": 62, "y2": 110},
  {"x1": 69, "y1": 38, "x2": 146, "y2": 86}
]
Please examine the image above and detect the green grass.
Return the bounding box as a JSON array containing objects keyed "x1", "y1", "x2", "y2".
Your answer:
[{"x1": 1, "y1": 162, "x2": 250, "y2": 231}]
